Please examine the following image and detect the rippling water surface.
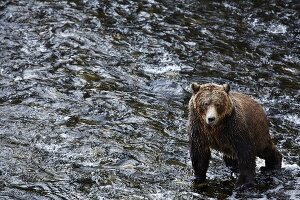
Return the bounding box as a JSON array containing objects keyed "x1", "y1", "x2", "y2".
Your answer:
[{"x1": 0, "y1": 0, "x2": 299, "y2": 199}]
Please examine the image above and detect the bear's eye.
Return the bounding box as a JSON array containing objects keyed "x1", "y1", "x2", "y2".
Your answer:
[
  {"x1": 215, "y1": 103, "x2": 221, "y2": 107},
  {"x1": 202, "y1": 102, "x2": 209, "y2": 107}
]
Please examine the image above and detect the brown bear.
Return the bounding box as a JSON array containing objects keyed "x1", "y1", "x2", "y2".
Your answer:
[{"x1": 188, "y1": 83, "x2": 282, "y2": 188}]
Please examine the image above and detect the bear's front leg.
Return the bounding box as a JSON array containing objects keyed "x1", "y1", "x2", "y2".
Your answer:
[
  {"x1": 232, "y1": 134, "x2": 256, "y2": 188},
  {"x1": 224, "y1": 155, "x2": 239, "y2": 173},
  {"x1": 190, "y1": 140, "x2": 211, "y2": 183},
  {"x1": 188, "y1": 110, "x2": 211, "y2": 183},
  {"x1": 236, "y1": 167, "x2": 255, "y2": 188}
]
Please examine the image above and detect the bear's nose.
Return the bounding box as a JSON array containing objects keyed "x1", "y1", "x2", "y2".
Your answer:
[{"x1": 207, "y1": 117, "x2": 216, "y2": 124}]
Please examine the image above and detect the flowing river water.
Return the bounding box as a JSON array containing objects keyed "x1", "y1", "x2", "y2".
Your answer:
[{"x1": 0, "y1": 0, "x2": 299, "y2": 199}]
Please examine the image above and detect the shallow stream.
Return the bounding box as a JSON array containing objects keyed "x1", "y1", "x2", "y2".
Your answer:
[{"x1": 0, "y1": 0, "x2": 299, "y2": 199}]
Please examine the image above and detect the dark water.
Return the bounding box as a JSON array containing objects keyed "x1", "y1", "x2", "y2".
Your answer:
[{"x1": 0, "y1": 0, "x2": 299, "y2": 199}]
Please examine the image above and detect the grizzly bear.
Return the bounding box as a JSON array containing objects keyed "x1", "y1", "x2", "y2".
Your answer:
[{"x1": 188, "y1": 83, "x2": 282, "y2": 188}]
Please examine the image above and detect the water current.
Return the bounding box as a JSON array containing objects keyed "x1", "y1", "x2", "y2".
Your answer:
[{"x1": 0, "y1": 0, "x2": 299, "y2": 199}]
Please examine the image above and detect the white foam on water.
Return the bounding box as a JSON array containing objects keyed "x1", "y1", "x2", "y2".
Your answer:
[
  {"x1": 138, "y1": 11, "x2": 151, "y2": 19},
  {"x1": 284, "y1": 114, "x2": 300, "y2": 125},
  {"x1": 147, "y1": 0, "x2": 156, "y2": 3},
  {"x1": 143, "y1": 65, "x2": 181, "y2": 74},
  {"x1": 282, "y1": 161, "x2": 300, "y2": 199},
  {"x1": 283, "y1": 67, "x2": 297, "y2": 73},
  {"x1": 256, "y1": 157, "x2": 265, "y2": 169},
  {"x1": 267, "y1": 184, "x2": 284, "y2": 193},
  {"x1": 123, "y1": 116, "x2": 148, "y2": 124},
  {"x1": 144, "y1": 64, "x2": 194, "y2": 74},
  {"x1": 184, "y1": 41, "x2": 196, "y2": 46},
  {"x1": 143, "y1": 51, "x2": 193, "y2": 74},
  {"x1": 283, "y1": 54, "x2": 300, "y2": 64},
  {"x1": 148, "y1": 190, "x2": 174, "y2": 200},
  {"x1": 35, "y1": 143, "x2": 61, "y2": 152},
  {"x1": 223, "y1": 2, "x2": 238, "y2": 10},
  {"x1": 148, "y1": 191, "x2": 212, "y2": 200},
  {"x1": 249, "y1": 18, "x2": 263, "y2": 28},
  {"x1": 283, "y1": 175, "x2": 300, "y2": 200},
  {"x1": 267, "y1": 24, "x2": 287, "y2": 34},
  {"x1": 282, "y1": 162, "x2": 300, "y2": 173},
  {"x1": 22, "y1": 68, "x2": 41, "y2": 80},
  {"x1": 285, "y1": 190, "x2": 300, "y2": 200}
]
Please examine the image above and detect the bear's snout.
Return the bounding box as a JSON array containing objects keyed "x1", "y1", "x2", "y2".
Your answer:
[
  {"x1": 207, "y1": 116, "x2": 216, "y2": 123},
  {"x1": 205, "y1": 105, "x2": 217, "y2": 125}
]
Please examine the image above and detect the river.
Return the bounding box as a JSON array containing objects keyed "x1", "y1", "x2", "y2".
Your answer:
[{"x1": 0, "y1": 0, "x2": 299, "y2": 199}]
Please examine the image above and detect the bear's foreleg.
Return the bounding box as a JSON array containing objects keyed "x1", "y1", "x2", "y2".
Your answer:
[
  {"x1": 231, "y1": 134, "x2": 256, "y2": 188},
  {"x1": 190, "y1": 141, "x2": 211, "y2": 182},
  {"x1": 236, "y1": 155, "x2": 256, "y2": 188},
  {"x1": 188, "y1": 111, "x2": 211, "y2": 183},
  {"x1": 223, "y1": 155, "x2": 239, "y2": 173}
]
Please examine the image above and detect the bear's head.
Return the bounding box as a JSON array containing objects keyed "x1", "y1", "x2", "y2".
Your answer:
[{"x1": 190, "y1": 83, "x2": 233, "y2": 126}]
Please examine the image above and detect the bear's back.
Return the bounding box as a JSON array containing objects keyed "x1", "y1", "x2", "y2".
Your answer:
[{"x1": 230, "y1": 92, "x2": 272, "y2": 152}]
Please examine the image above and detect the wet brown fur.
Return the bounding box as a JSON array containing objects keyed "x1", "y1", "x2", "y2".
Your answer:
[{"x1": 188, "y1": 83, "x2": 282, "y2": 188}]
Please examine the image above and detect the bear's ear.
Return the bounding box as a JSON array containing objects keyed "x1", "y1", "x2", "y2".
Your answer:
[
  {"x1": 223, "y1": 83, "x2": 230, "y2": 93},
  {"x1": 191, "y1": 83, "x2": 200, "y2": 94}
]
